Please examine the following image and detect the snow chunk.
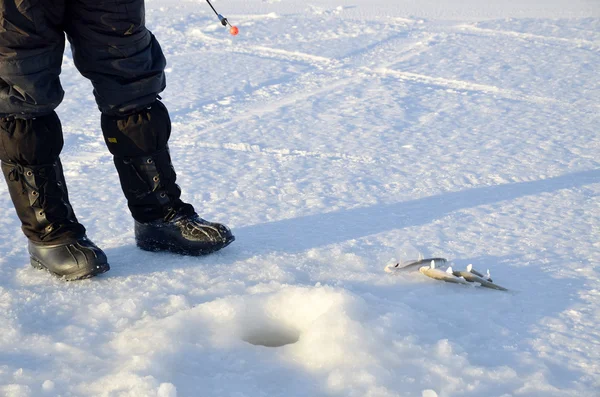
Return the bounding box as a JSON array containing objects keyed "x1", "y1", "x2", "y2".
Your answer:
[
  {"x1": 157, "y1": 383, "x2": 177, "y2": 397},
  {"x1": 0, "y1": 384, "x2": 31, "y2": 397},
  {"x1": 41, "y1": 380, "x2": 54, "y2": 392}
]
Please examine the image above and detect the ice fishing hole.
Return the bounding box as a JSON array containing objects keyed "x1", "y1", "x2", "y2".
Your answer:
[{"x1": 242, "y1": 323, "x2": 300, "y2": 348}]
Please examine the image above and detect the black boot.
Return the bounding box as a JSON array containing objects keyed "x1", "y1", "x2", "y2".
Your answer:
[
  {"x1": 135, "y1": 210, "x2": 235, "y2": 256},
  {"x1": 102, "y1": 101, "x2": 234, "y2": 255},
  {"x1": 1, "y1": 160, "x2": 109, "y2": 280}
]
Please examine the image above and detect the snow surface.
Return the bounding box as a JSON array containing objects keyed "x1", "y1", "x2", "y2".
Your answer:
[{"x1": 1, "y1": 0, "x2": 599, "y2": 396}]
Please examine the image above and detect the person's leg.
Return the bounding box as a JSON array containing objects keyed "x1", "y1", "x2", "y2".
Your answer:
[
  {"x1": 0, "y1": 0, "x2": 109, "y2": 279},
  {"x1": 0, "y1": 0, "x2": 65, "y2": 117},
  {"x1": 66, "y1": 0, "x2": 234, "y2": 255}
]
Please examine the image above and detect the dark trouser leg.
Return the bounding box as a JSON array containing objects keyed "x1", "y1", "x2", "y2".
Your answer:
[
  {"x1": 0, "y1": 0, "x2": 86, "y2": 243},
  {"x1": 66, "y1": 0, "x2": 234, "y2": 255},
  {"x1": 0, "y1": 0, "x2": 66, "y2": 117},
  {"x1": 65, "y1": 0, "x2": 183, "y2": 221},
  {"x1": 64, "y1": 0, "x2": 166, "y2": 115},
  {"x1": 0, "y1": 2, "x2": 109, "y2": 278}
]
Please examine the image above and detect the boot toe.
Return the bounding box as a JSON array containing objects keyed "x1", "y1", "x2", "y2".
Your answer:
[
  {"x1": 135, "y1": 214, "x2": 235, "y2": 256},
  {"x1": 28, "y1": 237, "x2": 110, "y2": 280}
]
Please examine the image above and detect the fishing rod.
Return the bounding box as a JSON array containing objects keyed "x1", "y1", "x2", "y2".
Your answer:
[{"x1": 205, "y1": 0, "x2": 239, "y2": 36}]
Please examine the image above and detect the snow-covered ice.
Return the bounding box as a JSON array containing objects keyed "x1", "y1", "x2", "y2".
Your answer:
[{"x1": 1, "y1": 0, "x2": 599, "y2": 396}]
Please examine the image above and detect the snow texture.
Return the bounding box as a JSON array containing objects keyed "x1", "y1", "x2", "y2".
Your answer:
[{"x1": 1, "y1": 0, "x2": 599, "y2": 396}]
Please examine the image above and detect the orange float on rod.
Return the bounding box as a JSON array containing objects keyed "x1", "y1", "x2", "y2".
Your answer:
[{"x1": 206, "y1": 0, "x2": 239, "y2": 36}]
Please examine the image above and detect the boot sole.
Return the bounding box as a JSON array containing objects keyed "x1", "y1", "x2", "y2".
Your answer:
[
  {"x1": 136, "y1": 235, "x2": 235, "y2": 256},
  {"x1": 30, "y1": 257, "x2": 110, "y2": 281}
]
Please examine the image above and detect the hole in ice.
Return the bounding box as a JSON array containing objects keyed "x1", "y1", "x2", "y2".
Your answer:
[{"x1": 242, "y1": 322, "x2": 300, "y2": 347}]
